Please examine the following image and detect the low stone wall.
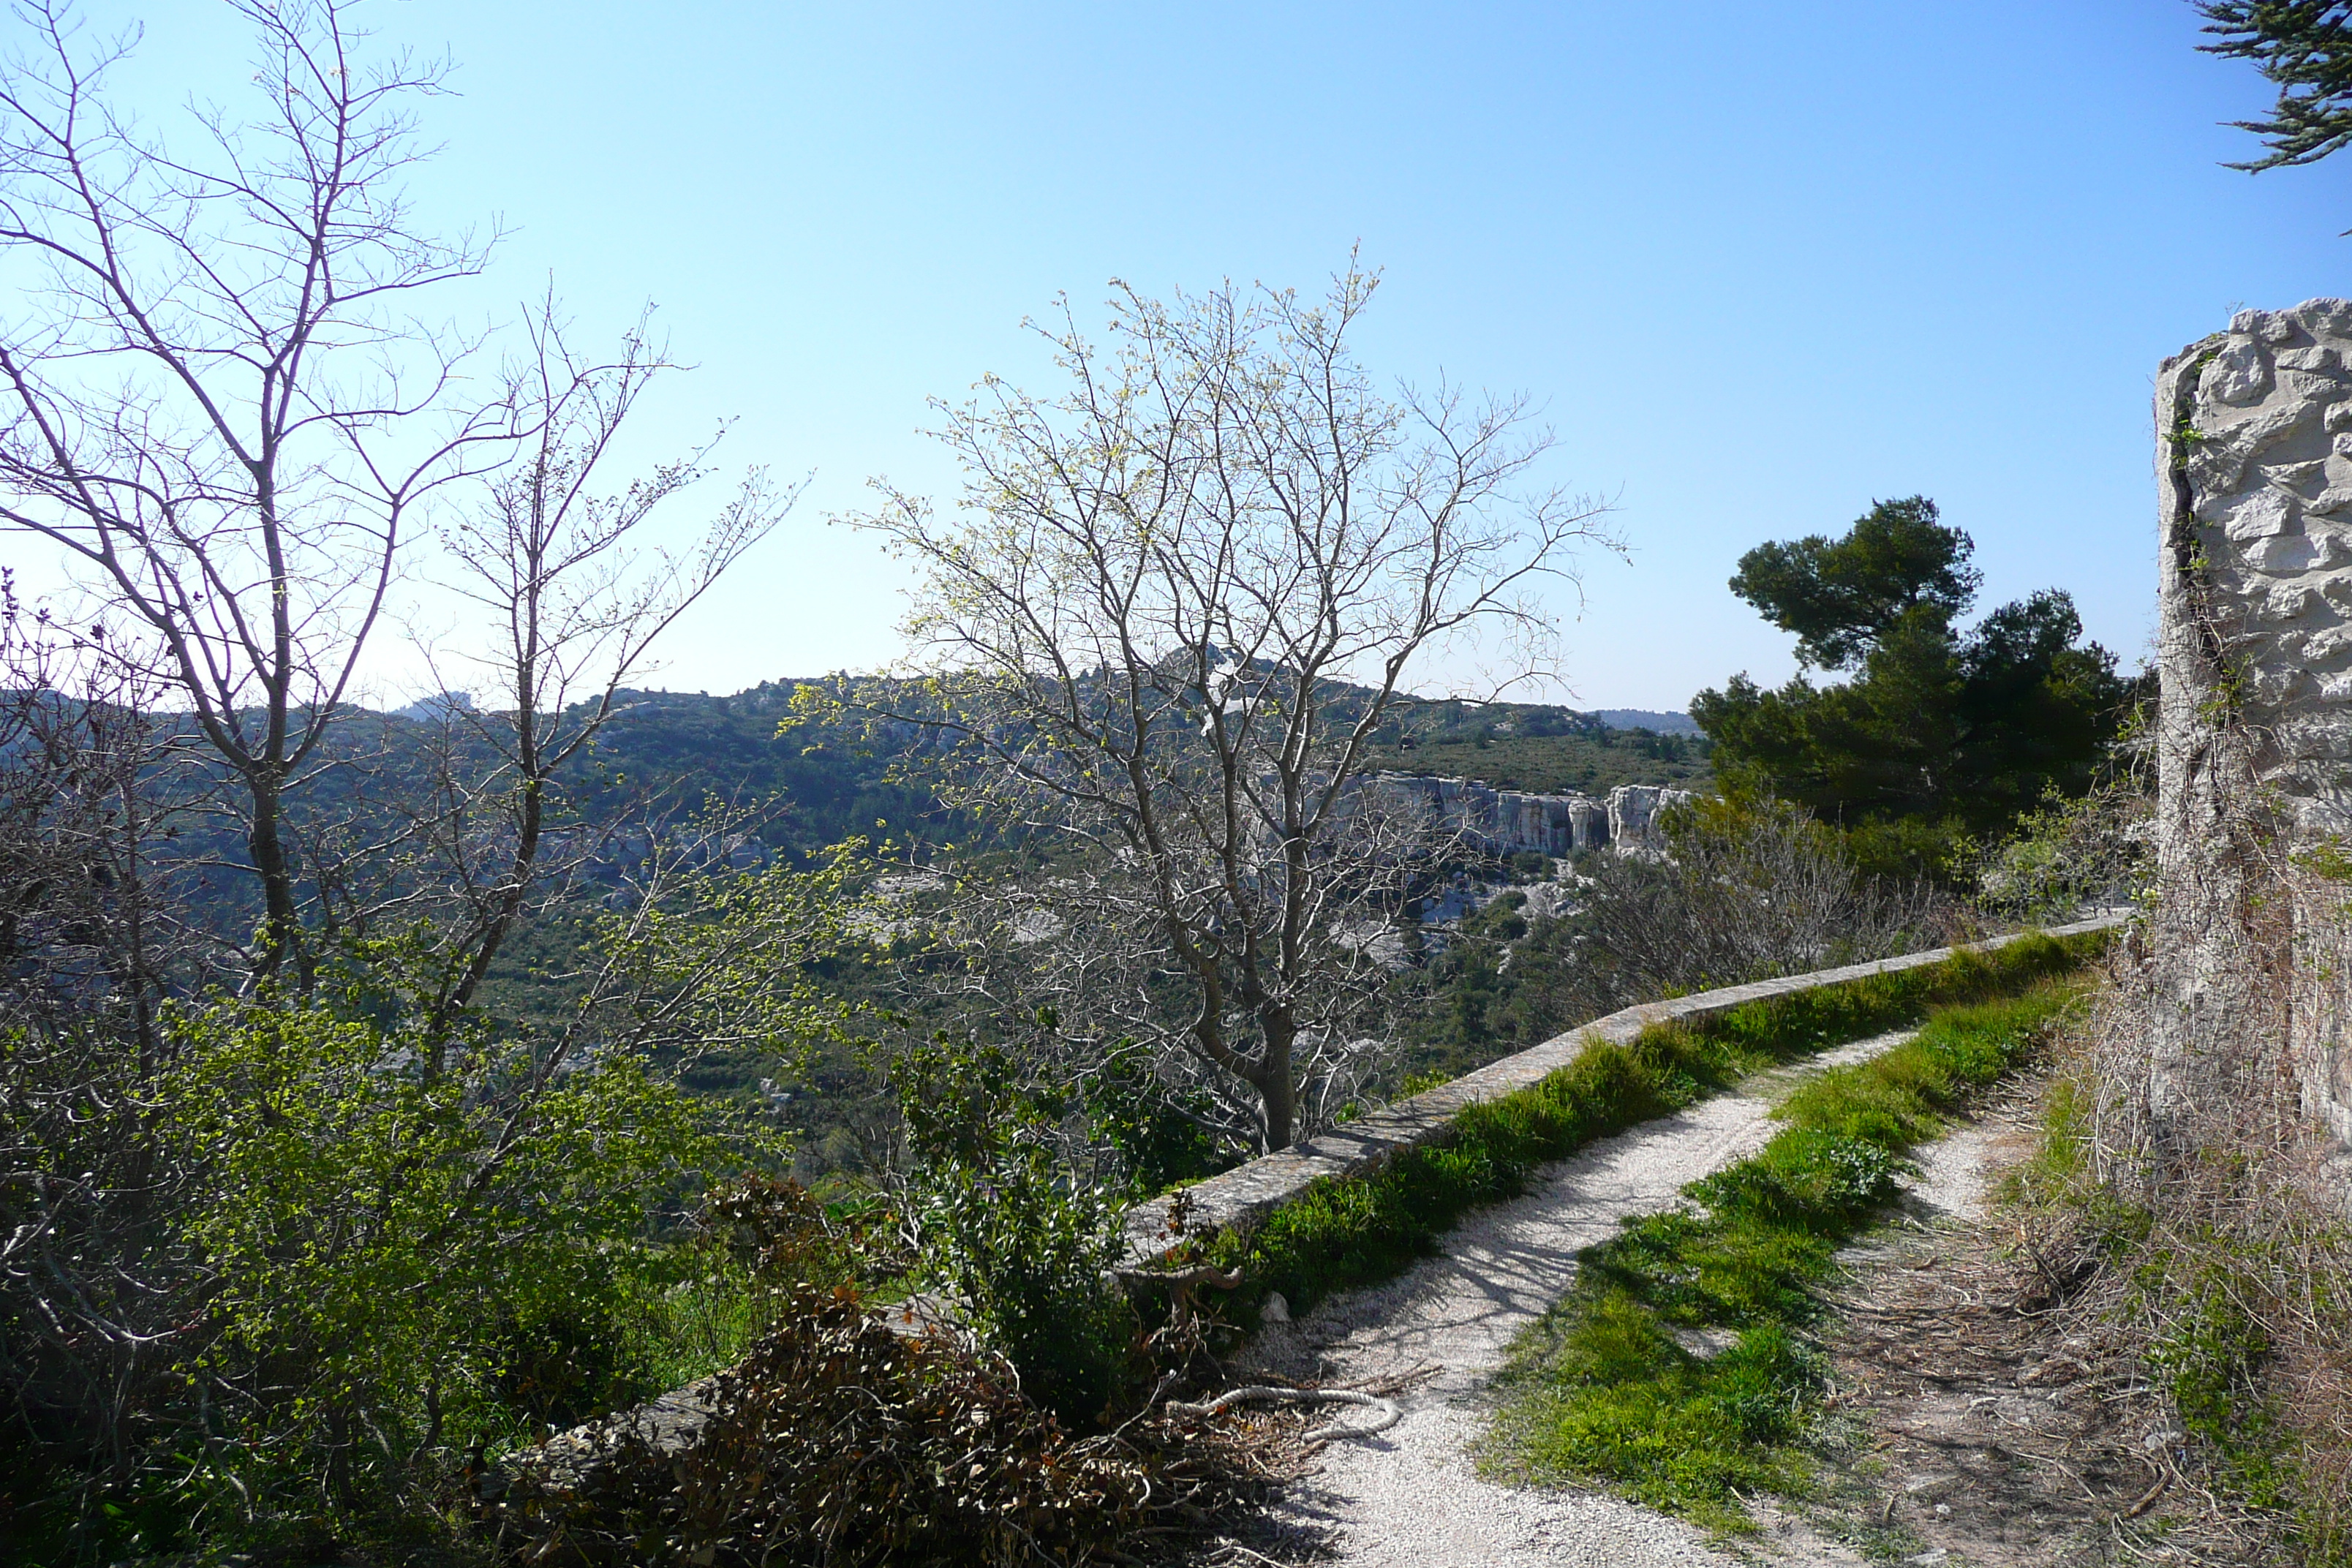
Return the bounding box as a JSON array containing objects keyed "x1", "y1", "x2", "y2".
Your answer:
[{"x1": 1121, "y1": 913, "x2": 2126, "y2": 1265}]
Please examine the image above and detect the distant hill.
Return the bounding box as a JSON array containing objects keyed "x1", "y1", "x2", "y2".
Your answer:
[
  {"x1": 170, "y1": 682, "x2": 1708, "y2": 885},
  {"x1": 568, "y1": 683, "x2": 1711, "y2": 838},
  {"x1": 1354, "y1": 696, "x2": 1711, "y2": 795},
  {"x1": 1585, "y1": 708, "x2": 1700, "y2": 736}
]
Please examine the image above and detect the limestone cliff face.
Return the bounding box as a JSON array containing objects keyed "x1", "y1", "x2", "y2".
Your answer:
[{"x1": 1366, "y1": 773, "x2": 1692, "y2": 858}]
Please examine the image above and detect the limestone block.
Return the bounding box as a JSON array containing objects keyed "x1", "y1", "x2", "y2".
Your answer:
[
  {"x1": 2204, "y1": 340, "x2": 2274, "y2": 405},
  {"x1": 2285, "y1": 369, "x2": 2350, "y2": 402},
  {"x1": 2279, "y1": 715, "x2": 2352, "y2": 759},
  {"x1": 2261, "y1": 582, "x2": 2323, "y2": 622},
  {"x1": 2204, "y1": 486, "x2": 2296, "y2": 540},
  {"x1": 2305, "y1": 622, "x2": 2352, "y2": 663},
  {"x1": 2296, "y1": 298, "x2": 2352, "y2": 336},
  {"x1": 2235, "y1": 307, "x2": 2304, "y2": 344},
  {"x1": 2247, "y1": 534, "x2": 2328, "y2": 573}
]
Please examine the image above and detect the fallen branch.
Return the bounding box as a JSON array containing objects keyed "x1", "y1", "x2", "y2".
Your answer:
[
  {"x1": 1167, "y1": 1385, "x2": 1403, "y2": 1442},
  {"x1": 1116, "y1": 1264, "x2": 1245, "y2": 1292},
  {"x1": 2122, "y1": 1461, "x2": 2171, "y2": 1519}
]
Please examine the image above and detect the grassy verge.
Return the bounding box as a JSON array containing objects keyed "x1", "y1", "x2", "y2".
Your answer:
[
  {"x1": 1477, "y1": 974, "x2": 2091, "y2": 1534},
  {"x1": 1199, "y1": 928, "x2": 2107, "y2": 1319},
  {"x1": 2010, "y1": 1009, "x2": 2352, "y2": 1561}
]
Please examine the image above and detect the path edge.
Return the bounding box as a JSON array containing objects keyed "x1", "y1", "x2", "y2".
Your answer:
[{"x1": 1121, "y1": 913, "x2": 2128, "y2": 1266}]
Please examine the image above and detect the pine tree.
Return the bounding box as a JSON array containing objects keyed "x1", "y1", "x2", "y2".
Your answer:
[{"x1": 2200, "y1": 2, "x2": 2352, "y2": 170}]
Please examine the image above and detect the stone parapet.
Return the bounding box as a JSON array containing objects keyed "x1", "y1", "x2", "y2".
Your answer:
[{"x1": 1121, "y1": 913, "x2": 2126, "y2": 1265}]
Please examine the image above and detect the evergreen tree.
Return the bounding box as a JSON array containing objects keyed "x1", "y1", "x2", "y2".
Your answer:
[
  {"x1": 2199, "y1": 1, "x2": 2352, "y2": 171},
  {"x1": 1693, "y1": 500, "x2": 2136, "y2": 878}
]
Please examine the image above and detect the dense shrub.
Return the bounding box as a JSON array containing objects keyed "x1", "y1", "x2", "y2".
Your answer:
[
  {"x1": 886, "y1": 1031, "x2": 1141, "y2": 1426},
  {"x1": 1974, "y1": 780, "x2": 2149, "y2": 922},
  {"x1": 0, "y1": 976, "x2": 796, "y2": 1561}
]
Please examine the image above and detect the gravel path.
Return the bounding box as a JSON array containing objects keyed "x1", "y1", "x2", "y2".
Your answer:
[{"x1": 1245, "y1": 1029, "x2": 1923, "y2": 1568}]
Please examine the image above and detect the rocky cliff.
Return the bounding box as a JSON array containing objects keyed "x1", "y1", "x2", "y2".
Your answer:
[{"x1": 1368, "y1": 774, "x2": 1695, "y2": 859}]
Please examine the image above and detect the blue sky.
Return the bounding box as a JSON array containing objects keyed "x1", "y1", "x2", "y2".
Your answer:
[{"x1": 34, "y1": 1, "x2": 2352, "y2": 710}]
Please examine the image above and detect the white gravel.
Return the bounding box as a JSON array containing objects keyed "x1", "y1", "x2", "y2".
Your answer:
[{"x1": 1245, "y1": 1030, "x2": 1923, "y2": 1567}]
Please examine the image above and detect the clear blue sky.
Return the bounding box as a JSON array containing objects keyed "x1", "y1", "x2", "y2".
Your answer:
[{"x1": 40, "y1": 0, "x2": 2352, "y2": 710}]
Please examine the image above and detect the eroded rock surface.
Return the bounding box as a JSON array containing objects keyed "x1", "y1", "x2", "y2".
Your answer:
[
  {"x1": 2157, "y1": 301, "x2": 2352, "y2": 1145},
  {"x1": 1368, "y1": 774, "x2": 1689, "y2": 858}
]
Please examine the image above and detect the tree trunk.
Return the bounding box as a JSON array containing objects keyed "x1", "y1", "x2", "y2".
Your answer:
[
  {"x1": 244, "y1": 770, "x2": 304, "y2": 987},
  {"x1": 1259, "y1": 1016, "x2": 1296, "y2": 1151}
]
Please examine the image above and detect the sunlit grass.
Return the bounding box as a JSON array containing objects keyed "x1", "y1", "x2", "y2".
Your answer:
[
  {"x1": 1480, "y1": 977, "x2": 2090, "y2": 1531},
  {"x1": 1211, "y1": 930, "x2": 2105, "y2": 1319}
]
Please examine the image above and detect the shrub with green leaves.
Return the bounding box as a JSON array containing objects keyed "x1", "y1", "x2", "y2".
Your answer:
[
  {"x1": 1975, "y1": 781, "x2": 2149, "y2": 922},
  {"x1": 158, "y1": 991, "x2": 751, "y2": 1520},
  {"x1": 887, "y1": 1030, "x2": 1139, "y2": 1426}
]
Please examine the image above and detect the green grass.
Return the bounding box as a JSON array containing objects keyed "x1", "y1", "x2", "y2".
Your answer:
[
  {"x1": 621, "y1": 1256, "x2": 775, "y2": 1398},
  {"x1": 1479, "y1": 976, "x2": 2091, "y2": 1533},
  {"x1": 1196, "y1": 928, "x2": 2108, "y2": 1321}
]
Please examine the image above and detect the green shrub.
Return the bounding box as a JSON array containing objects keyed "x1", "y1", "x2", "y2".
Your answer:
[
  {"x1": 2149, "y1": 1262, "x2": 2297, "y2": 1512},
  {"x1": 156, "y1": 994, "x2": 742, "y2": 1523},
  {"x1": 888, "y1": 1030, "x2": 1139, "y2": 1427}
]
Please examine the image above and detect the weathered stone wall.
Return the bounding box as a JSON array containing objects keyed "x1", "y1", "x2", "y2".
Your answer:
[
  {"x1": 2157, "y1": 301, "x2": 2352, "y2": 1146},
  {"x1": 2163, "y1": 302, "x2": 2352, "y2": 834}
]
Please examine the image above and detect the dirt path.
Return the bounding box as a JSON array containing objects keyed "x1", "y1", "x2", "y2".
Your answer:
[
  {"x1": 1754, "y1": 1090, "x2": 2277, "y2": 1567},
  {"x1": 1243, "y1": 1030, "x2": 1923, "y2": 1568}
]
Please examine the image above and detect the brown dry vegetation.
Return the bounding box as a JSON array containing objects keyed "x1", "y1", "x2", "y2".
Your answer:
[
  {"x1": 481, "y1": 1281, "x2": 1330, "y2": 1567},
  {"x1": 1787, "y1": 1082, "x2": 2278, "y2": 1566}
]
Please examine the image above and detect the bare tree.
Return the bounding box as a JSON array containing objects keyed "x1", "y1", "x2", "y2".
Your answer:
[
  {"x1": 851, "y1": 264, "x2": 1615, "y2": 1151},
  {"x1": 1515, "y1": 797, "x2": 1954, "y2": 1025},
  {"x1": 0, "y1": 571, "x2": 207, "y2": 1503},
  {"x1": 0, "y1": 7, "x2": 842, "y2": 1533},
  {"x1": 406, "y1": 298, "x2": 797, "y2": 1059},
  {"x1": 0, "y1": 0, "x2": 519, "y2": 985}
]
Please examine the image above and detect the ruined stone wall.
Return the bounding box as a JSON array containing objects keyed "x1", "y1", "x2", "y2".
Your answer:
[{"x1": 2157, "y1": 300, "x2": 2352, "y2": 1147}]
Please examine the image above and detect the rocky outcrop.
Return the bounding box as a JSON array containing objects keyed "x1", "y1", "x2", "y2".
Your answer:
[
  {"x1": 1367, "y1": 774, "x2": 1692, "y2": 859},
  {"x1": 1604, "y1": 783, "x2": 1689, "y2": 855}
]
